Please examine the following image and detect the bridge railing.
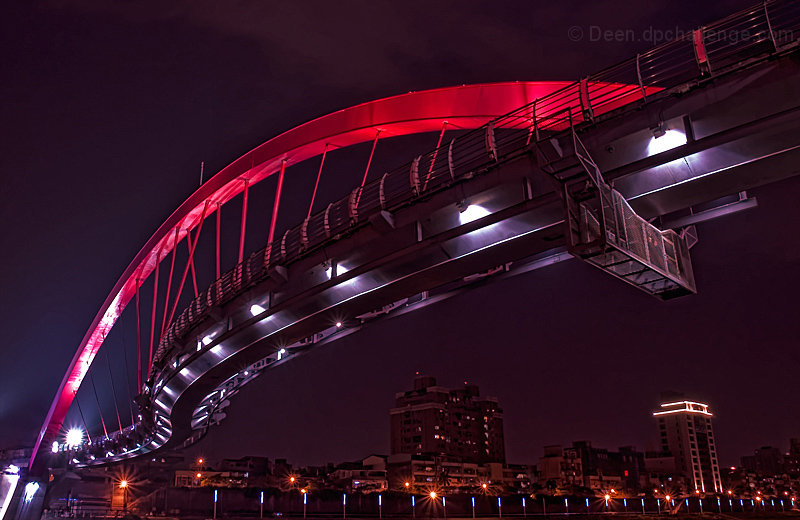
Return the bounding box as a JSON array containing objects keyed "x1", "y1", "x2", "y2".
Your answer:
[{"x1": 150, "y1": 0, "x2": 800, "y2": 378}]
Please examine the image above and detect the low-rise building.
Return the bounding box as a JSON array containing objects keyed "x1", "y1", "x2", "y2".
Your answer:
[
  {"x1": 329, "y1": 455, "x2": 388, "y2": 493},
  {"x1": 387, "y1": 453, "x2": 531, "y2": 493},
  {"x1": 538, "y1": 442, "x2": 645, "y2": 495}
]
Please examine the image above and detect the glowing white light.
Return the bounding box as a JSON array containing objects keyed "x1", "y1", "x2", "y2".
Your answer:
[
  {"x1": 210, "y1": 345, "x2": 223, "y2": 355},
  {"x1": 6, "y1": 466, "x2": 19, "y2": 475},
  {"x1": 202, "y1": 335, "x2": 214, "y2": 346},
  {"x1": 459, "y1": 204, "x2": 490, "y2": 225},
  {"x1": 647, "y1": 129, "x2": 686, "y2": 155},
  {"x1": 250, "y1": 304, "x2": 266, "y2": 316},
  {"x1": 51, "y1": 441, "x2": 59, "y2": 453},
  {"x1": 277, "y1": 348, "x2": 286, "y2": 360},
  {"x1": 653, "y1": 400, "x2": 712, "y2": 416},
  {"x1": 326, "y1": 264, "x2": 348, "y2": 279},
  {"x1": 244, "y1": 371, "x2": 249, "y2": 376},
  {"x1": 65, "y1": 428, "x2": 84, "y2": 448},
  {"x1": 23, "y1": 482, "x2": 39, "y2": 504},
  {"x1": 335, "y1": 321, "x2": 343, "y2": 328}
]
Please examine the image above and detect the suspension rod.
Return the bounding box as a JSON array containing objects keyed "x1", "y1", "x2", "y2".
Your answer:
[
  {"x1": 238, "y1": 179, "x2": 250, "y2": 264},
  {"x1": 120, "y1": 333, "x2": 136, "y2": 425},
  {"x1": 188, "y1": 237, "x2": 198, "y2": 298},
  {"x1": 423, "y1": 121, "x2": 448, "y2": 190},
  {"x1": 359, "y1": 130, "x2": 381, "y2": 189},
  {"x1": 307, "y1": 144, "x2": 328, "y2": 219},
  {"x1": 215, "y1": 202, "x2": 221, "y2": 279},
  {"x1": 106, "y1": 352, "x2": 123, "y2": 432},
  {"x1": 187, "y1": 200, "x2": 210, "y2": 300},
  {"x1": 159, "y1": 225, "x2": 180, "y2": 340},
  {"x1": 73, "y1": 393, "x2": 92, "y2": 444},
  {"x1": 148, "y1": 248, "x2": 160, "y2": 376},
  {"x1": 166, "y1": 201, "x2": 209, "y2": 329},
  {"x1": 135, "y1": 279, "x2": 142, "y2": 390},
  {"x1": 266, "y1": 160, "x2": 287, "y2": 264},
  {"x1": 90, "y1": 374, "x2": 108, "y2": 438}
]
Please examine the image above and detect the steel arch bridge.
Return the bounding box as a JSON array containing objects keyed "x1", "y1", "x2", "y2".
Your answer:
[{"x1": 24, "y1": 0, "x2": 800, "y2": 486}]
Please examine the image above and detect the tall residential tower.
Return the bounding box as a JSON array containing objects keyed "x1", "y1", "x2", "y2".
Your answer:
[
  {"x1": 653, "y1": 398, "x2": 722, "y2": 493},
  {"x1": 390, "y1": 375, "x2": 505, "y2": 463}
]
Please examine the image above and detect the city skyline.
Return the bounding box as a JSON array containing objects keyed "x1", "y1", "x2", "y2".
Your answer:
[{"x1": 1, "y1": 0, "x2": 799, "y2": 480}]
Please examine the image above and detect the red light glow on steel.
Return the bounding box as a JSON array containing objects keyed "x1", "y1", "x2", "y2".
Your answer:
[{"x1": 31, "y1": 81, "x2": 651, "y2": 473}]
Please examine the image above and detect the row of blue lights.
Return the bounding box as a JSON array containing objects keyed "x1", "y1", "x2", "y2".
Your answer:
[{"x1": 207, "y1": 491, "x2": 798, "y2": 513}]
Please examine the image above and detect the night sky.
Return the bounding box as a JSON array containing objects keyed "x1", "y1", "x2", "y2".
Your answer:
[{"x1": 2, "y1": 1, "x2": 798, "y2": 468}]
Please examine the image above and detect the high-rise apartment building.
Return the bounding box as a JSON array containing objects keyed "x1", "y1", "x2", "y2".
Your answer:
[
  {"x1": 390, "y1": 375, "x2": 505, "y2": 463},
  {"x1": 653, "y1": 398, "x2": 722, "y2": 493}
]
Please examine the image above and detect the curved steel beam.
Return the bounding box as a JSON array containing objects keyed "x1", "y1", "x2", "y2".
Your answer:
[{"x1": 31, "y1": 81, "x2": 575, "y2": 473}]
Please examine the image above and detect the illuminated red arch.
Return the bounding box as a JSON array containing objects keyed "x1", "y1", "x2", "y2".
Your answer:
[{"x1": 31, "y1": 81, "x2": 586, "y2": 472}]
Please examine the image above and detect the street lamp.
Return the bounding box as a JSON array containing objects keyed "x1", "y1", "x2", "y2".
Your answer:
[{"x1": 119, "y1": 481, "x2": 128, "y2": 512}]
